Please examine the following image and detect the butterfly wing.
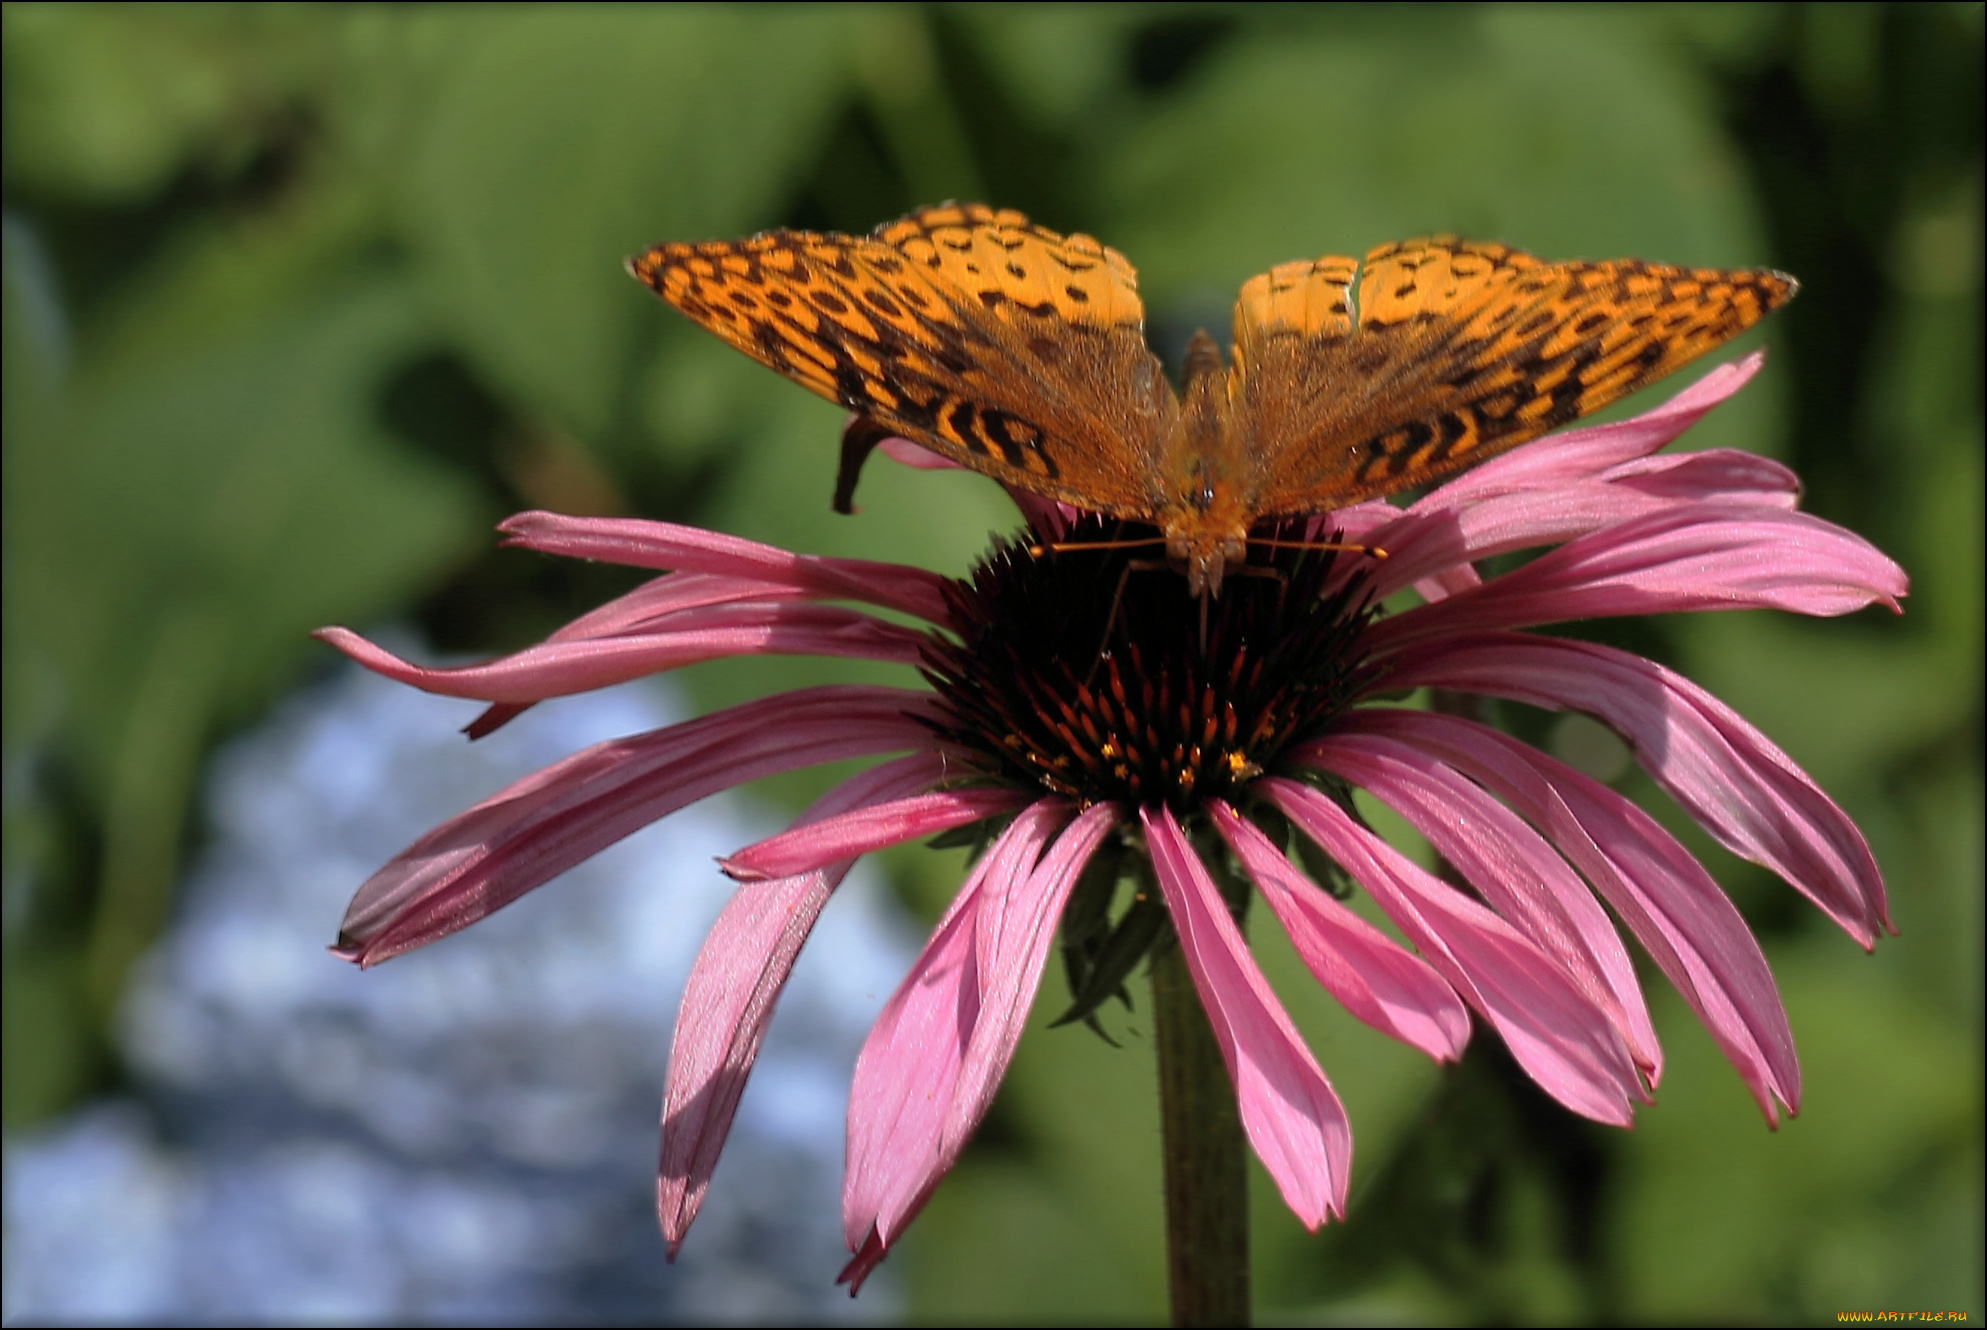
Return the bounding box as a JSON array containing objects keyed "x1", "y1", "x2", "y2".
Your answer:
[
  {"x1": 629, "y1": 203, "x2": 1176, "y2": 519},
  {"x1": 1229, "y1": 237, "x2": 1798, "y2": 514}
]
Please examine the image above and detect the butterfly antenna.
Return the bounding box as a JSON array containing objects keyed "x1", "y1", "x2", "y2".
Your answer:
[
  {"x1": 1246, "y1": 536, "x2": 1390, "y2": 561},
  {"x1": 1026, "y1": 536, "x2": 1170, "y2": 559}
]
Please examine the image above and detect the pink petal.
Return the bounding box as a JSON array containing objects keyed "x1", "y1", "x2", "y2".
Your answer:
[
  {"x1": 1412, "y1": 353, "x2": 1765, "y2": 507},
  {"x1": 876, "y1": 436, "x2": 962, "y2": 470},
  {"x1": 315, "y1": 604, "x2": 926, "y2": 703},
  {"x1": 1365, "y1": 478, "x2": 1692, "y2": 600},
  {"x1": 335, "y1": 686, "x2": 939, "y2": 965},
  {"x1": 1337, "y1": 708, "x2": 1800, "y2": 1123},
  {"x1": 841, "y1": 852, "x2": 1005, "y2": 1258},
  {"x1": 1601, "y1": 448, "x2": 1799, "y2": 509},
  {"x1": 1383, "y1": 632, "x2": 1889, "y2": 944},
  {"x1": 1207, "y1": 801, "x2": 1469, "y2": 1062},
  {"x1": 941, "y1": 803, "x2": 1120, "y2": 1161},
  {"x1": 721, "y1": 787, "x2": 1034, "y2": 881},
  {"x1": 1364, "y1": 454, "x2": 1811, "y2": 602},
  {"x1": 497, "y1": 510, "x2": 951, "y2": 622},
  {"x1": 1367, "y1": 503, "x2": 1908, "y2": 655},
  {"x1": 838, "y1": 1228, "x2": 891, "y2": 1294},
  {"x1": 658, "y1": 752, "x2": 947, "y2": 1252},
  {"x1": 1311, "y1": 501, "x2": 1404, "y2": 543},
  {"x1": 1010, "y1": 490, "x2": 1083, "y2": 541},
  {"x1": 1305, "y1": 736, "x2": 1660, "y2": 1079},
  {"x1": 1336, "y1": 353, "x2": 1788, "y2": 601},
  {"x1": 464, "y1": 702, "x2": 532, "y2": 741},
  {"x1": 1141, "y1": 805, "x2": 1351, "y2": 1227},
  {"x1": 1412, "y1": 564, "x2": 1483, "y2": 605},
  {"x1": 464, "y1": 573, "x2": 905, "y2": 737},
  {"x1": 842, "y1": 800, "x2": 1081, "y2": 1261},
  {"x1": 835, "y1": 803, "x2": 1114, "y2": 1289},
  {"x1": 1260, "y1": 778, "x2": 1643, "y2": 1125},
  {"x1": 1224, "y1": 507, "x2": 1405, "y2": 605},
  {"x1": 539, "y1": 572, "x2": 819, "y2": 639}
]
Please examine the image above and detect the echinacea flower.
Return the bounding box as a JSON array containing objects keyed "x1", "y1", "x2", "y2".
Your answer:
[{"x1": 317, "y1": 351, "x2": 1901, "y2": 1289}]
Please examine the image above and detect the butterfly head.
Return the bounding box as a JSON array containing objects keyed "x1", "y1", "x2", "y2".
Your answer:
[{"x1": 1168, "y1": 525, "x2": 1249, "y2": 600}]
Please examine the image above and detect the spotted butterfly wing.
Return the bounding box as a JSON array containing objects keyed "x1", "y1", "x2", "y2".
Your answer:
[
  {"x1": 632, "y1": 208, "x2": 1798, "y2": 598},
  {"x1": 1228, "y1": 236, "x2": 1799, "y2": 513},
  {"x1": 628, "y1": 204, "x2": 1175, "y2": 519}
]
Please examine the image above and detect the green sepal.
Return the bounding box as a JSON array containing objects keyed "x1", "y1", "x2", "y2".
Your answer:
[{"x1": 1053, "y1": 885, "x2": 1166, "y2": 1031}]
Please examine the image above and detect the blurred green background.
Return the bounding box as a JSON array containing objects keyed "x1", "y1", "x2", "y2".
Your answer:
[{"x1": 4, "y1": 3, "x2": 1979, "y2": 1322}]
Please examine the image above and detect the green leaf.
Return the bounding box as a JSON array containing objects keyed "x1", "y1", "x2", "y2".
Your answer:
[
  {"x1": 4, "y1": 204, "x2": 483, "y2": 1063},
  {"x1": 1610, "y1": 936, "x2": 1983, "y2": 1320},
  {"x1": 1, "y1": 5, "x2": 333, "y2": 203},
  {"x1": 1094, "y1": 6, "x2": 1785, "y2": 456},
  {"x1": 400, "y1": 7, "x2": 857, "y2": 440}
]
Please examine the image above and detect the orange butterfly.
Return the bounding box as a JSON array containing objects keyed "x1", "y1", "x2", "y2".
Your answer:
[{"x1": 629, "y1": 204, "x2": 1795, "y2": 596}]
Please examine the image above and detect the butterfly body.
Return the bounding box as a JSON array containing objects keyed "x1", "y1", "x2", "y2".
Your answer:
[
  {"x1": 629, "y1": 204, "x2": 1795, "y2": 597},
  {"x1": 1153, "y1": 330, "x2": 1252, "y2": 595}
]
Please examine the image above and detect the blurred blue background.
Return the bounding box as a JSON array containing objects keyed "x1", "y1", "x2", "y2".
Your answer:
[{"x1": 3, "y1": 4, "x2": 1979, "y2": 1322}]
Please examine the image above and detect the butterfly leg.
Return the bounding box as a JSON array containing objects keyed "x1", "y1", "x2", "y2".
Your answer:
[
  {"x1": 1086, "y1": 557, "x2": 1175, "y2": 689},
  {"x1": 1225, "y1": 561, "x2": 1289, "y2": 611},
  {"x1": 832, "y1": 417, "x2": 898, "y2": 515}
]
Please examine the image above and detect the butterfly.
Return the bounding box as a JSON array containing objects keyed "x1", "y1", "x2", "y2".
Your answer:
[{"x1": 628, "y1": 203, "x2": 1796, "y2": 596}]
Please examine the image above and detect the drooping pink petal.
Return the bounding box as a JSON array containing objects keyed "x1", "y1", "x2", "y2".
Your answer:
[
  {"x1": 840, "y1": 802, "x2": 1121, "y2": 1291},
  {"x1": 1260, "y1": 778, "x2": 1643, "y2": 1125},
  {"x1": 1363, "y1": 456, "x2": 1821, "y2": 604},
  {"x1": 456, "y1": 573, "x2": 888, "y2": 738},
  {"x1": 1259, "y1": 505, "x2": 1424, "y2": 602},
  {"x1": 498, "y1": 510, "x2": 951, "y2": 622},
  {"x1": 841, "y1": 800, "x2": 1074, "y2": 1266},
  {"x1": 1141, "y1": 805, "x2": 1351, "y2": 1227},
  {"x1": 944, "y1": 803, "x2": 1119, "y2": 1150},
  {"x1": 1306, "y1": 736, "x2": 1660, "y2": 1080},
  {"x1": 1367, "y1": 502, "x2": 1908, "y2": 655},
  {"x1": 336, "y1": 686, "x2": 940, "y2": 965},
  {"x1": 1410, "y1": 563, "x2": 1484, "y2": 605},
  {"x1": 1343, "y1": 440, "x2": 1795, "y2": 611},
  {"x1": 876, "y1": 436, "x2": 961, "y2": 470},
  {"x1": 1325, "y1": 359, "x2": 1773, "y2": 601},
  {"x1": 838, "y1": 1228, "x2": 891, "y2": 1294},
  {"x1": 1338, "y1": 708, "x2": 1800, "y2": 1123},
  {"x1": 1383, "y1": 631, "x2": 1889, "y2": 943},
  {"x1": 721, "y1": 787, "x2": 1034, "y2": 881},
  {"x1": 1365, "y1": 479, "x2": 1704, "y2": 600},
  {"x1": 463, "y1": 703, "x2": 534, "y2": 741},
  {"x1": 1308, "y1": 500, "x2": 1404, "y2": 544},
  {"x1": 840, "y1": 855, "x2": 999, "y2": 1260},
  {"x1": 1411, "y1": 353, "x2": 1765, "y2": 508},
  {"x1": 317, "y1": 606, "x2": 926, "y2": 705},
  {"x1": 1009, "y1": 490, "x2": 1083, "y2": 542},
  {"x1": 1601, "y1": 448, "x2": 1799, "y2": 509},
  {"x1": 659, "y1": 751, "x2": 947, "y2": 1252},
  {"x1": 1362, "y1": 444, "x2": 1805, "y2": 603},
  {"x1": 1208, "y1": 801, "x2": 1469, "y2": 1061},
  {"x1": 537, "y1": 572, "x2": 822, "y2": 639}
]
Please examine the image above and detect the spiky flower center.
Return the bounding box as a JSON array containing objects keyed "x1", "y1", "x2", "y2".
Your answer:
[{"x1": 923, "y1": 518, "x2": 1382, "y2": 813}]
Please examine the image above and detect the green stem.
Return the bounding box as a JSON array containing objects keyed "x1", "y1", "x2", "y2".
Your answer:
[{"x1": 1151, "y1": 938, "x2": 1250, "y2": 1327}]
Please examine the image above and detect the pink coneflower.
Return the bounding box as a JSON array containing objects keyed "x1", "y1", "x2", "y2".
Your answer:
[{"x1": 317, "y1": 351, "x2": 1901, "y2": 1290}]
